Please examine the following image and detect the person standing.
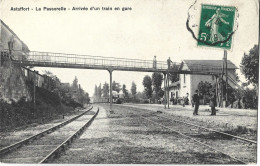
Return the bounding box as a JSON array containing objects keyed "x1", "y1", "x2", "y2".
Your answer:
[
  {"x1": 182, "y1": 96, "x2": 185, "y2": 107},
  {"x1": 153, "y1": 56, "x2": 157, "y2": 69},
  {"x1": 167, "y1": 57, "x2": 172, "y2": 69},
  {"x1": 209, "y1": 92, "x2": 217, "y2": 115},
  {"x1": 192, "y1": 90, "x2": 200, "y2": 115},
  {"x1": 185, "y1": 93, "x2": 189, "y2": 105},
  {"x1": 170, "y1": 95, "x2": 175, "y2": 105}
]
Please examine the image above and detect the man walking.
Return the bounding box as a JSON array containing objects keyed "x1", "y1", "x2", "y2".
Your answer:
[{"x1": 192, "y1": 90, "x2": 200, "y2": 115}]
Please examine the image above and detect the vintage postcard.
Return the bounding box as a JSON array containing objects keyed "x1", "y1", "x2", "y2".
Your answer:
[{"x1": 0, "y1": 0, "x2": 259, "y2": 164}]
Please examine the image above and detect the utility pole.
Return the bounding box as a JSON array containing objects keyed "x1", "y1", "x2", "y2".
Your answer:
[
  {"x1": 0, "y1": 52, "x2": 2, "y2": 66},
  {"x1": 224, "y1": 50, "x2": 228, "y2": 107},
  {"x1": 108, "y1": 69, "x2": 113, "y2": 110},
  {"x1": 221, "y1": 55, "x2": 224, "y2": 107},
  {"x1": 215, "y1": 75, "x2": 218, "y2": 106},
  {"x1": 167, "y1": 57, "x2": 172, "y2": 109},
  {"x1": 33, "y1": 70, "x2": 36, "y2": 118},
  {"x1": 167, "y1": 73, "x2": 170, "y2": 109},
  {"x1": 163, "y1": 73, "x2": 166, "y2": 109}
]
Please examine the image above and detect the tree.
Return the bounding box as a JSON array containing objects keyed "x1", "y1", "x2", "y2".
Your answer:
[
  {"x1": 169, "y1": 72, "x2": 179, "y2": 83},
  {"x1": 72, "y1": 76, "x2": 78, "y2": 91},
  {"x1": 198, "y1": 81, "x2": 212, "y2": 96},
  {"x1": 240, "y1": 45, "x2": 259, "y2": 87},
  {"x1": 43, "y1": 70, "x2": 54, "y2": 77},
  {"x1": 94, "y1": 85, "x2": 98, "y2": 98},
  {"x1": 142, "y1": 75, "x2": 153, "y2": 99},
  {"x1": 102, "y1": 82, "x2": 109, "y2": 97},
  {"x1": 152, "y1": 72, "x2": 163, "y2": 102},
  {"x1": 197, "y1": 81, "x2": 212, "y2": 104},
  {"x1": 97, "y1": 83, "x2": 102, "y2": 98},
  {"x1": 157, "y1": 89, "x2": 165, "y2": 98},
  {"x1": 122, "y1": 84, "x2": 129, "y2": 99},
  {"x1": 85, "y1": 92, "x2": 90, "y2": 104},
  {"x1": 112, "y1": 81, "x2": 121, "y2": 93},
  {"x1": 78, "y1": 84, "x2": 84, "y2": 104},
  {"x1": 168, "y1": 64, "x2": 179, "y2": 83},
  {"x1": 42, "y1": 70, "x2": 60, "y2": 90},
  {"x1": 131, "y1": 82, "x2": 137, "y2": 97}
]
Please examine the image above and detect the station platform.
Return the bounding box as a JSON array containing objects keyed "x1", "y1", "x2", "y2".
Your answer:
[{"x1": 121, "y1": 103, "x2": 257, "y2": 132}]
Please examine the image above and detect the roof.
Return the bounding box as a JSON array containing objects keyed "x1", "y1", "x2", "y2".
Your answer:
[{"x1": 181, "y1": 60, "x2": 238, "y2": 72}]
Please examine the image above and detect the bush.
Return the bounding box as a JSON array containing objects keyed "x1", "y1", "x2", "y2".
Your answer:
[
  {"x1": 0, "y1": 83, "x2": 83, "y2": 131},
  {"x1": 115, "y1": 98, "x2": 122, "y2": 104},
  {"x1": 143, "y1": 100, "x2": 150, "y2": 104}
]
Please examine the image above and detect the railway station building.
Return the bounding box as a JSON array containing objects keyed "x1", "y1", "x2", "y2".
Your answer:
[{"x1": 169, "y1": 60, "x2": 238, "y2": 104}]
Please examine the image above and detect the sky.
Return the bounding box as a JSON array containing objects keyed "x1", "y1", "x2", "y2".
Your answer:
[{"x1": 0, "y1": 0, "x2": 259, "y2": 96}]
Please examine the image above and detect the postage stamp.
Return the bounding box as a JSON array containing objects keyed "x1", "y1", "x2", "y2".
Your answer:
[{"x1": 197, "y1": 4, "x2": 236, "y2": 50}]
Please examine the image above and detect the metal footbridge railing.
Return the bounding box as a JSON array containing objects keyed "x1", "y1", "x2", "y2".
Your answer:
[
  {"x1": 10, "y1": 50, "x2": 170, "y2": 72},
  {"x1": 1, "y1": 50, "x2": 236, "y2": 77}
]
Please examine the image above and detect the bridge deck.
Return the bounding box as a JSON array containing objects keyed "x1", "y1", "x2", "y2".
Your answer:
[
  {"x1": 12, "y1": 51, "x2": 170, "y2": 72},
  {"x1": 6, "y1": 50, "x2": 224, "y2": 75}
]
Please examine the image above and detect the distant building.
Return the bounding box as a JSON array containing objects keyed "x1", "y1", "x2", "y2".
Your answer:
[{"x1": 169, "y1": 60, "x2": 238, "y2": 104}]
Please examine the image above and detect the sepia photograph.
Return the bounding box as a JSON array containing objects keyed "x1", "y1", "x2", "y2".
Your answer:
[{"x1": 0, "y1": 0, "x2": 259, "y2": 164}]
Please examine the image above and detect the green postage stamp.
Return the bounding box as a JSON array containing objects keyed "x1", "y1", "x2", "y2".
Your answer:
[{"x1": 198, "y1": 4, "x2": 236, "y2": 49}]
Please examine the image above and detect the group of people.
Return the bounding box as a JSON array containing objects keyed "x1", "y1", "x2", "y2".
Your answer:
[
  {"x1": 153, "y1": 56, "x2": 172, "y2": 69},
  {"x1": 153, "y1": 56, "x2": 217, "y2": 116},
  {"x1": 192, "y1": 90, "x2": 217, "y2": 116}
]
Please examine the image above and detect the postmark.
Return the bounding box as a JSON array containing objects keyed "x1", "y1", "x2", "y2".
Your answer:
[{"x1": 197, "y1": 4, "x2": 236, "y2": 49}]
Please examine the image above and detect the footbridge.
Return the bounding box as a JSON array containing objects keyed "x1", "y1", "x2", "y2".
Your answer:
[
  {"x1": 8, "y1": 50, "x2": 225, "y2": 76},
  {"x1": 1, "y1": 50, "x2": 239, "y2": 109}
]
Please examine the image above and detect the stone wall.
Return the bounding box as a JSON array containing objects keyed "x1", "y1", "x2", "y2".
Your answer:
[
  {"x1": 0, "y1": 52, "x2": 31, "y2": 103},
  {"x1": 0, "y1": 51, "x2": 58, "y2": 103}
]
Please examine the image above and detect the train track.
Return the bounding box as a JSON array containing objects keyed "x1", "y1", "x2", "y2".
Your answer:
[
  {"x1": 118, "y1": 106, "x2": 256, "y2": 164},
  {"x1": 122, "y1": 106, "x2": 256, "y2": 142},
  {"x1": 155, "y1": 114, "x2": 257, "y2": 144},
  {"x1": 0, "y1": 106, "x2": 99, "y2": 163}
]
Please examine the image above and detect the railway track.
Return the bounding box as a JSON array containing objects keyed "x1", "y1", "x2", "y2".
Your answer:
[
  {"x1": 155, "y1": 114, "x2": 257, "y2": 144},
  {"x1": 122, "y1": 106, "x2": 256, "y2": 141},
  {"x1": 0, "y1": 106, "x2": 99, "y2": 163},
  {"x1": 118, "y1": 105, "x2": 256, "y2": 164}
]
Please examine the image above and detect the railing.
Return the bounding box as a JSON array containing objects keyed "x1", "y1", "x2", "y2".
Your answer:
[
  {"x1": 12, "y1": 50, "x2": 169, "y2": 70},
  {"x1": 1, "y1": 50, "x2": 236, "y2": 76}
]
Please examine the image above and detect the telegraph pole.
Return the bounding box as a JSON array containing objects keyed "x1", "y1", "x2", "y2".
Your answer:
[
  {"x1": 167, "y1": 73, "x2": 170, "y2": 109},
  {"x1": 33, "y1": 70, "x2": 36, "y2": 118},
  {"x1": 108, "y1": 69, "x2": 113, "y2": 110},
  {"x1": 224, "y1": 50, "x2": 228, "y2": 107},
  {"x1": 167, "y1": 57, "x2": 172, "y2": 109},
  {"x1": 221, "y1": 55, "x2": 224, "y2": 107},
  {"x1": 163, "y1": 73, "x2": 166, "y2": 109}
]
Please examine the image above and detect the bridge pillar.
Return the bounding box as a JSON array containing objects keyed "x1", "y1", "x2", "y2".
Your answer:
[
  {"x1": 108, "y1": 69, "x2": 113, "y2": 110},
  {"x1": 163, "y1": 73, "x2": 166, "y2": 109}
]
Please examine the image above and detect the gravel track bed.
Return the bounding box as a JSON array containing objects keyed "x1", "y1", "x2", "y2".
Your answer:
[
  {"x1": 0, "y1": 109, "x2": 88, "y2": 149},
  {"x1": 54, "y1": 105, "x2": 242, "y2": 164},
  {"x1": 142, "y1": 114, "x2": 257, "y2": 163},
  {"x1": 120, "y1": 104, "x2": 257, "y2": 141},
  {"x1": 0, "y1": 109, "x2": 96, "y2": 164}
]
